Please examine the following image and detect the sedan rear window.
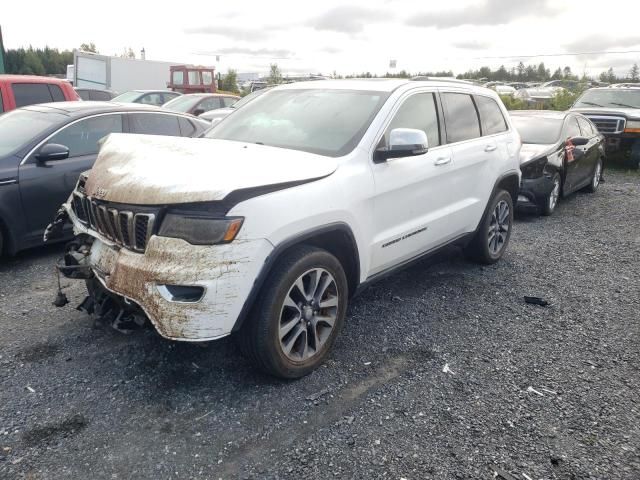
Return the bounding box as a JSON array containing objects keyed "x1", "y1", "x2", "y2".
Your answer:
[{"x1": 510, "y1": 116, "x2": 562, "y2": 144}]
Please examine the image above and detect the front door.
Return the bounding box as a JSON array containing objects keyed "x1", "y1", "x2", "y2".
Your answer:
[
  {"x1": 369, "y1": 91, "x2": 457, "y2": 275},
  {"x1": 18, "y1": 114, "x2": 124, "y2": 240}
]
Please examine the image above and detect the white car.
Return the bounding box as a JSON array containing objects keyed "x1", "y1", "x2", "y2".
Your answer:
[{"x1": 50, "y1": 79, "x2": 521, "y2": 378}]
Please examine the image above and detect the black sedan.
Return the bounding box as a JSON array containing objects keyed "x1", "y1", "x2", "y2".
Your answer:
[
  {"x1": 0, "y1": 102, "x2": 209, "y2": 255},
  {"x1": 510, "y1": 110, "x2": 605, "y2": 215}
]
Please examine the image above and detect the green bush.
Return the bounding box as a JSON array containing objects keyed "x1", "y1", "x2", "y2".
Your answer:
[{"x1": 499, "y1": 95, "x2": 529, "y2": 110}]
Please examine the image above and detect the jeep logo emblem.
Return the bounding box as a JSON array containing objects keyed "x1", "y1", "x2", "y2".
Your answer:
[{"x1": 94, "y1": 187, "x2": 108, "y2": 199}]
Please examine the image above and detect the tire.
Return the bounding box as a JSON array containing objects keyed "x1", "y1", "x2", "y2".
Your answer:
[
  {"x1": 464, "y1": 189, "x2": 513, "y2": 265},
  {"x1": 584, "y1": 158, "x2": 602, "y2": 193},
  {"x1": 0, "y1": 229, "x2": 3, "y2": 257},
  {"x1": 238, "y1": 245, "x2": 348, "y2": 379},
  {"x1": 541, "y1": 173, "x2": 561, "y2": 216}
]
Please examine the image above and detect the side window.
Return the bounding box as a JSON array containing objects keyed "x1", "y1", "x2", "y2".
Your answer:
[
  {"x1": 12, "y1": 83, "x2": 53, "y2": 107},
  {"x1": 129, "y1": 113, "x2": 181, "y2": 136},
  {"x1": 222, "y1": 97, "x2": 237, "y2": 107},
  {"x1": 179, "y1": 117, "x2": 197, "y2": 137},
  {"x1": 48, "y1": 84, "x2": 65, "y2": 102},
  {"x1": 77, "y1": 90, "x2": 90, "y2": 100},
  {"x1": 564, "y1": 117, "x2": 581, "y2": 139},
  {"x1": 48, "y1": 115, "x2": 123, "y2": 157},
  {"x1": 475, "y1": 95, "x2": 508, "y2": 135},
  {"x1": 90, "y1": 90, "x2": 111, "y2": 101},
  {"x1": 441, "y1": 92, "x2": 481, "y2": 143},
  {"x1": 172, "y1": 71, "x2": 184, "y2": 85},
  {"x1": 139, "y1": 93, "x2": 164, "y2": 106},
  {"x1": 383, "y1": 93, "x2": 440, "y2": 148},
  {"x1": 577, "y1": 117, "x2": 593, "y2": 136},
  {"x1": 198, "y1": 97, "x2": 221, "y2": 112},
  {"x1": 188, "y1": 71, "x2": 200, "y2": 85}
]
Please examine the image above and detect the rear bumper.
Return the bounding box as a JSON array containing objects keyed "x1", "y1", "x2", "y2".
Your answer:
[{"x1": 517, "y1": 175, "x2": 554, "y2": 209}]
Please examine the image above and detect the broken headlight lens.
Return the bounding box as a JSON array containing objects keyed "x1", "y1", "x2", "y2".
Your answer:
[{"x1": 158, "y1": 214, "x2": 243, "y2": 245}]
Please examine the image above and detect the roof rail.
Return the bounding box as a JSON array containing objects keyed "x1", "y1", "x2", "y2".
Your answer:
[{"x1": 410, "y1": 76, "x2": 474, "y2": 84}]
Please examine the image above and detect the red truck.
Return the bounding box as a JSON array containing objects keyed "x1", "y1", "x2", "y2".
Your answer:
[
  {"x1": 167, "y1": 65, "x2": 217, "y2": 94},
  {"x1": 0, "y1": 75, "x2": 80, "y2": 112}
]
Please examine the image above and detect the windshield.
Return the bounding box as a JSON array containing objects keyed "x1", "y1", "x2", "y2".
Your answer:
[
  {"x1": 205, "y1": 89, "x2": 388, "y2": 157},
  {"x1": 162, "y1": 95, "x2": 204, "y2": 112},
  {"x1": 574, "y1": 89, "x2": 640, "y2": 109},
  {"x1": 511, "y1": 116, "x2": 562, "y2": 144},
  {"x1": 112, "y1": 91, "x2": 142, "y2": 103},
  {"x1": 230, "y1": 88, "x2": 270, "y2": 109},
  {"x1": 0, "y1": 109, "x2": 65, "y2": 156}
]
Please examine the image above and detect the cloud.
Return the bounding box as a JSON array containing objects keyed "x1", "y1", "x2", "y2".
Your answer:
[
  {"x1": 320, "y1": 46, "x2": 342, "y2": 54},
  {"x1": 564, "y1": 35, "x2": 640, "y2": 53},
  {"x1": 452, "y1": 40, "x2": 490, "y2": 50},
  {"x1": 213, "y1": 47, "x2": 293, "y2": 58},
  {"x1": 407, "y1": 0, "x2": 559, "y2": 28},
  {"x1": 309, "y1": 6, "x2": 390, "y2": 33},
  {"x1": 184, "y1": 25, "x2": 273, "y2": 41}
]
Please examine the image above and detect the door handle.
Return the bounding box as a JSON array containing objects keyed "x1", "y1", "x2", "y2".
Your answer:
[
  {"x1": 434, "y1": 156, "x2": 451, "y2": 166},
  {"x1": 484, "y1": 145, "x2": 497, "y2": 152}
]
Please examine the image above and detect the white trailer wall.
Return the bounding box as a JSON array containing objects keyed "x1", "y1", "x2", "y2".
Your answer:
[{"x1": 109, "y1": 57, "x2": 175, "y2": 92}]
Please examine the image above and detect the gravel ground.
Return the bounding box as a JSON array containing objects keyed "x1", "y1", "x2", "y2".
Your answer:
[{"x1": 1, "y1": 169, "x2": 638, "y2": 480}]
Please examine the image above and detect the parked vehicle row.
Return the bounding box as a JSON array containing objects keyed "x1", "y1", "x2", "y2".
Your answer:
[{"x1": 47, "y1": 79, "x2": 521, "y2": 378}]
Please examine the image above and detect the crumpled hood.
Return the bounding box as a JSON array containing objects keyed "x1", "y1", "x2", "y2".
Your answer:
[
  {"x1": 520, "y1": 143, "x2": 555, "y2": 164},
  {"x1": 85, "y1": 134, "x2": 337, "y2": 205}
]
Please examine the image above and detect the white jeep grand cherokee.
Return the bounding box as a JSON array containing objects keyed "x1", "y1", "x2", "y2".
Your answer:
[{"x1": 52, "y1": 79, "x2": 521, "y2": 378}]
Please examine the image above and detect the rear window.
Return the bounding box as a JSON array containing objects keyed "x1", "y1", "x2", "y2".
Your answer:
[
  {"x1": 129, "y1": 113, "x2": 182, "y2": 136},
  {"x1": 475, "y1": 96, "x2": 508, "y2": 135},
  {"x1": 49, "y1": 84, "x2": 65, "y2": 102},
  {"x1": 442, "y1": 93, "x2": 481, "y2": 143},
  {"x1": 12, "y1": 83, "x2": 53, "y2": 108}
]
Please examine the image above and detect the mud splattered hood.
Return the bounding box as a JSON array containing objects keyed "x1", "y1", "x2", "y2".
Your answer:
[{"x1": 85, "y1": 134, "x2": 338, "y2": 205}]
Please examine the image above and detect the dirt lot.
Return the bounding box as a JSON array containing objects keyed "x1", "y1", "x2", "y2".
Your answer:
[{"x1": 1, "y1": 169, "x2": 638, "y2": 480}]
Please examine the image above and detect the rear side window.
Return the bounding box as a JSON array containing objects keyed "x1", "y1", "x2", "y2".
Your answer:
[
  {"x1": 49, "y1": 114, "x2": 123, "y2": 157},
  {"x1": 129, "y1": 113, "x2": 182, "y2": 136},
  {"x1": 475, "y1": 96, "x2": 508, "y2": 135},
  {"x1": 48, "y1": 84, "x2": 65, "y2": 102},
  {"x1": 383, "y1": 93, "x2": 440, "y2": 148},
  {"x1": 577, "y1": 117, "x2": 594, "y2": 136},
  {"x1": 441, "y1": 93, "x2": 481, "y2": 143},
  {"x1": 12, "y1": 83, "x2": 53, "y2": 107},
  {"x1": 179, "y1": 117, "x2": 197, "y2": 137}
]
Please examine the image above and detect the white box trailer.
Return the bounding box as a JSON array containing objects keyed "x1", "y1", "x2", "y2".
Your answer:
[{"x1": 73, "y1": 51, "x2": 177, "y2": 93}]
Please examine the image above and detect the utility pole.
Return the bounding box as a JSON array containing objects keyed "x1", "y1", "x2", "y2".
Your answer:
[{"x1": 0, "y1": 25, "x2": 6, "y2": 74}]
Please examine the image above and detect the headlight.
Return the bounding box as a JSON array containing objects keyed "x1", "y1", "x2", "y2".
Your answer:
[
  {"x1": 521, "y1": 156, "x2": 547, "y2": 178},
  {"x1": 158, "y1": 213, "x2": 243, "y2": 245},
  {"x1": 625, "y1": 120, "x2": 640, "y2": 132}
]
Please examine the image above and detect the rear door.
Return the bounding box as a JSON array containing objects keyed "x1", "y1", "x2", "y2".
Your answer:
[
  {"x1": 440, "y1": 91, "x2": 499, "y2": 232},
  {"x1": 369, "y1": 90, "x2": 456, "y2": 274},
  {"x1": 18, "y1": 114, "x2": 124, "y2": 238},
  {"x1": 562, "y1": 115, "x2": 585, "y2": 192}
]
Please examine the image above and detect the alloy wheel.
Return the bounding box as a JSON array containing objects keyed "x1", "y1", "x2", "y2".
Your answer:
[
  {"x1": 593, "y1": 161, "x2": 602, "y2": 189},
  {"x1": 278, "y1": 268, "x2": 339, "y2": 362},
  {"x1": 488, "y1": 200, "x2": 510, "y2": 255},
  {"x1": 549, "y1": 177, "x2": 561, "y2": 211}
]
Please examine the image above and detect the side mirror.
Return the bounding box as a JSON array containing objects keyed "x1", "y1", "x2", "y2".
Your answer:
[
  {"x1": 374, "y1": 128, "x2": 429, "y2": 163},
  {"x1": 36, "y1": 144, "x2": 70, "y2": 164},
  {"x1": 570, "y1": 136, "x2": 589, "y2": 146},
  {"x1": 193, "y1": 108, "x2": 205, "y2": 116}
]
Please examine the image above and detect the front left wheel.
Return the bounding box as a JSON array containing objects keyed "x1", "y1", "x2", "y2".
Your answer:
[{"x1": 238, "y1": 245, "x2": 348, "y2": 379}]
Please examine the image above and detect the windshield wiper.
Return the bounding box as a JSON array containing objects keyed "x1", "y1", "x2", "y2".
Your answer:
[
  {"x1": 610, "y1": 102, "x2": 638, "y2": 109},
  {"x1": 578, "y1": 101, "x2": 603, "y2": 107}
]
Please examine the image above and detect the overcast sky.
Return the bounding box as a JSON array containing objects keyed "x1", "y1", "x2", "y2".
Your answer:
[{"x1": 3, "y1": 0, "x2": 639, "y2": 78}]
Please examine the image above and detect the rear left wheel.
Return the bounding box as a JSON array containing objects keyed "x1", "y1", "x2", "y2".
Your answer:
[{"x1": 464, "y1": 189, "x2": 513, "y2": 264}]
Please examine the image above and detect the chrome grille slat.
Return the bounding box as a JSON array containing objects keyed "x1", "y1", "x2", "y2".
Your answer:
[
  {"x1": 70, "y1": 194, "x2": 155, "y2": 252},
  {"x1": 585, "y1": 116, "x2": 626, "y2": 134}
]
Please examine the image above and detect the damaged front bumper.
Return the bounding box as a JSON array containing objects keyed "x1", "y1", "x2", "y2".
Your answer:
[{"x1": 60, "y1": 202, "x2": 273, "y2": 341}]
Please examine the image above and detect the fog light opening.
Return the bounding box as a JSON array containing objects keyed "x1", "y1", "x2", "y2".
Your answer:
[{"x1": 157, "y1": 285, "x2": 205, "y2": 303}]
